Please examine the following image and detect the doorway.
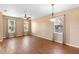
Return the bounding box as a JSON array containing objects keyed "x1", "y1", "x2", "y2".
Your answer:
[{"x1": 23, "y1": 20, "x2": 29, "y2": 35}]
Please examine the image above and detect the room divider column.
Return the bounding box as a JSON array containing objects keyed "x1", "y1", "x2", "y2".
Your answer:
[{"x1": 0, "y1": 12, "x2": 4, "y2": 41}]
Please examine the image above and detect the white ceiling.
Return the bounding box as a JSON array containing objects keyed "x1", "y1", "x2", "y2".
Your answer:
[{"x1": 0, "y1": 4, "x2": 79, "y2": 19}]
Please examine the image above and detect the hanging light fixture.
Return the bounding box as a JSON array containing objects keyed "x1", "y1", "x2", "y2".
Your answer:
[
  {"x1": 50, "y1": 4, "x2": 54, "y2": 22},
  {"x1": 23, "y1": 9, "x2": 31, "y2": 20},
  {"x1": 24, "y1": 13, "x2": 27, "y2": 19},
  {"x1": 24, "y1": 11, "x2": 28, "y2": 20}
]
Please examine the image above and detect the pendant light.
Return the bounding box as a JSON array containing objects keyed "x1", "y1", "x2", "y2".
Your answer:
[
  {"x1": 50, "y1": 4, "x2": 54, "y2": 22},
  {"x1": 24, "y1": 13, "x2": 27, "y2": 19},
  {"x1": 24, "y1": 11, "x2": 27, "y2": 20},
  {"x1": 24, "y1": 9, "x2": 30, "y2": 20}
]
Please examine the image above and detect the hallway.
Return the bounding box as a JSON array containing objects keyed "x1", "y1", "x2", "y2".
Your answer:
[{"x1": 0, "y1": 36, "x2": 79, "y2": 54}]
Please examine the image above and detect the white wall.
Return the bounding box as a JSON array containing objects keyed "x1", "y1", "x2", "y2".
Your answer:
[{"x1": 32, "y1": 15, "x2": 53, "y2": 41}]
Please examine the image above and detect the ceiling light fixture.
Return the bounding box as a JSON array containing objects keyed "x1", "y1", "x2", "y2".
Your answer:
[
  {"x1": 23, "y1": 9, "x2": 31, "y2": 20},
  {"x1": 50, "y1": 4, "x2": 54, "y2": 22},
  {"x1": 24, "y1": 13, "x2": 27, "y2": 19}
]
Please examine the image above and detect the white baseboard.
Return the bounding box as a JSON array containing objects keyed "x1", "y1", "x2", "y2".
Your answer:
[
  {"x1": 2, "y1": 36, "x2": 6, "y2": 39},
  {"x1": 55, "y1": 40, "x2": 63, "y2": 44},
  {"x1": 66, "y1": 43, "x2": 79, "y2": 48},
  {"x1": 32, "y1": 34, "x2": 53, "y2": 41},
  {"x1": 55, "y1": 41, "x2": 79, "y2": 48}
]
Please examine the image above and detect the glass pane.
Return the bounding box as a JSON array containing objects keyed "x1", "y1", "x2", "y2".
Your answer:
[{"x1": 24, "y1": 21, "x2": 29, "y2": 32}]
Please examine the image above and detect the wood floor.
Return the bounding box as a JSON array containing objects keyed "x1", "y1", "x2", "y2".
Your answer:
[{"x1": 0, "y1": 36, "x2": 79, "y2": 54}]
